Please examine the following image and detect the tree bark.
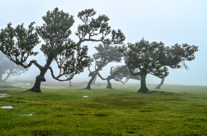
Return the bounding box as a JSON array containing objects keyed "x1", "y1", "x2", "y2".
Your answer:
[
  {"x1": 29, "y1": 75, "x2": 46, "y2": 92},
  {"x1": 91, "y1": 75, "x2": 97, "y2": 85},
  {"x1": 28, "y1": 58, "x2": 53, "y2": 93},
  {"x1": 85, "y1": 73, "x2": 97, "y2": 90},
  {"x1": 138, "y1": 73, "x2": 149, "y2": 93},
  {"x1": 155, "y1": 78, "x2": 165, "y2": 89},
  {"x1": 106, "y1": 79, "x2": 112, "y2": 89}
]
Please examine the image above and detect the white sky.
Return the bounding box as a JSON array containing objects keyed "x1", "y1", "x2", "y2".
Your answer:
[{"x1": 0, "y1": 0, "x2": 206, "y2": 86}]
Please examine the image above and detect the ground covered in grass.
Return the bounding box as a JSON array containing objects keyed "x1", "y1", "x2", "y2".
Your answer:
[{"x1": 0, "y1": 85, "x2": 207, "y2": 136}]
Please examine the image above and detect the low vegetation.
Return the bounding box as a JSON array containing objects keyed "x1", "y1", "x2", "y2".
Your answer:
[{"x1": 1, "y1": 85, "x2": 207, "y2": 136}]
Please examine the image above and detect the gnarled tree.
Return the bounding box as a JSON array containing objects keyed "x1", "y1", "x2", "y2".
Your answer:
[
  {"x1": 86, "y1": 42, "x2": 125, "y2": 90},
  {"x1": 156, "y1": 44, "x2": 198, "y2": 89},
  {"x1": 123, "y1": 38, "x2": 198, "y2": 93},
  {"x1": 98, "y1": 65, "x2": 140, "y2": 89},
  {"x1": 0, "y1": 53, "x2": 26, "y2": 84},
  {"x1": 0, "y1": 8, "x2": 124, "y2": 93},
  {"x1": 155, "y1": 78, "x2": 165, "y2": 89}
]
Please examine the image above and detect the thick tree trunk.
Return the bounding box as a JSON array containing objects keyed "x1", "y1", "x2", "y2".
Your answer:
[
  {"x1": 29, "y1": 76, "x2": 43, "y2": 92},
  {"x1": 156, "y1": 78, "x2": 165, "y2": 89},
  {"x1": 91, "y1": 75, "x2": 97, "y2": 85},
  {"x1": 85, "y1": 73, "x2": 97, "y2": 90},
  {"x1": 29, "y1": 71, "x2": 47, "y2": 93},
  {"x1": 28, "y1": 58, "x2": 53, "y2": 93},
  {"x1": 106, "y1": 79, "x2": 112, "y2": 89},
  {"x1": 138, "y1": 74, "x2": 149, "y2": 93}
]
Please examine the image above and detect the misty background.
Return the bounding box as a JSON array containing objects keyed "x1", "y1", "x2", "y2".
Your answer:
[{"x1": 0, "y1": 0, "x2": 206, "y2": 86}]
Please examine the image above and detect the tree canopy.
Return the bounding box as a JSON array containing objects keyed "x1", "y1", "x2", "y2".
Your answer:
[
  {"x1": 109, "y1": 65, "x2": 140, "y2": 84},
  {"x1": 86, "y1": 43, "x2": 125, "y2": 89},
  {"x1": 0, "y1": 8, "x2": 124, "y2": 92},
  {"x1": 123, "y1": 38, "x2": 198, "y2": 93},
  {"x1": 98, "y1": 65, "x2": 140, "y2": 89}
]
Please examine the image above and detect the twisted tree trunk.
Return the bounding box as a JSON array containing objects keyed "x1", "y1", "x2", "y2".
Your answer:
[
  {"x1": 85, "y1": 73, "x2": 97, "y2": 90},
  {"x1": 156, "y1": 78, "x2": 165, "y2": 89},
  {"x1": 0, "y1": 70, "x2": 12, "y2": 84},
  {"x1": 2, "y1": 72, "x2": 11, "y2": 82},
  {"x1": 29, "y1": 75, "x2": 46, "y2": 92},
  {"x1": 138, "y1": 73, "x2": 149, "y2": 93},
  {"x1": 28, "y1": 58, "x2": 53, "y2": 93},
  {"x1": 106, "y1": 79, "x2": 112, "y2": 89}
]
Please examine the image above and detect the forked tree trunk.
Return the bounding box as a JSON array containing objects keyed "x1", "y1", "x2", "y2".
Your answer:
[
  {"x1": 156, "y1": 78, "x2": 165, "y2": 89},
  {"x1": 28, "y1": 58, "x2": 53, "y2": 93},
  {"x1": 85, "y1": 73, "x2": 97, "y2": 90},
  {"x1": 106, "y1": 79, "x2": 112, "y2": 89},
  {"x1": 138, "y1": 73, "x2": 149, "y2": 93}
]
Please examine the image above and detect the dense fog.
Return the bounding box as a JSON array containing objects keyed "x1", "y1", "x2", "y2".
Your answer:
[{"x1": 0, "y1": 0, "x2": 206, "y2": 87}]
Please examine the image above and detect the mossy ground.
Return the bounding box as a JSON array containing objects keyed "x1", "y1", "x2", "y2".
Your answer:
[{"x1": 0, "y1": 84, "x2": 207, "y2": 136}]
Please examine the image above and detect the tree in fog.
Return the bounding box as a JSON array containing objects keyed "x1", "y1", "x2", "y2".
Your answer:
[
  {"x1": 86, "y1": 42, "x2": 125, "y2": 89},
  {"x1": 155, "y1": 64, "x2": 187, "y2": 89},
  {"x1": 98, "y1": 65, "x2": 140, "y2": 89},
  {"x1": 155, "y1": 78, "x2": 165, "y2": 89},
  {"x1": 69, "y1": 81, "x2": 72, "y2": 87},
  {"x1": 91, "y1": 74, "x2": 97, "y2": 86},
  {"x1": 122, "y1": 38, "x2": 198, "y2": 93},
  {"x1": 0, "y1": 53, "x2": 26, "y2": 84},
  {"x1": 0, "y1": 8, "x2": 124, "y2": 93},
  {"x1": 155, "y1": 44, "x2": 197, "y2": 89}
]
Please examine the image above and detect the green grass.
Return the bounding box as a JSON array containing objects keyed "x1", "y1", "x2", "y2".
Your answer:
[{"x1": 0, "y1": 85, "x2": 207, "y2": 136}]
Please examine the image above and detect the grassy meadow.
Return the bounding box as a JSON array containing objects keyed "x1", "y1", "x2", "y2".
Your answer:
[{"x1": 0, "y1": 84, "x2": 207, "y2": 136}]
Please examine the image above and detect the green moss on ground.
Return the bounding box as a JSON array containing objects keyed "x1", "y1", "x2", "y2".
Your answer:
[{"x1": 0, "y1": 85, "x2": 207, "y2": 136}]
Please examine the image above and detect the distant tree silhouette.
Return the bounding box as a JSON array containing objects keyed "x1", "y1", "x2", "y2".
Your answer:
[
  {"x1": 98, "y1": 65, "x2": 140, "y2": 89},
  {"x1": 0, "y1": 53, "x2": 26, "y2": 84},
  {"x1": 86, "y1": 42, "x2": 125, "y2": 90},
  {"x1": 155, "y1": 78, "x2": 165, "y2": 89}
]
